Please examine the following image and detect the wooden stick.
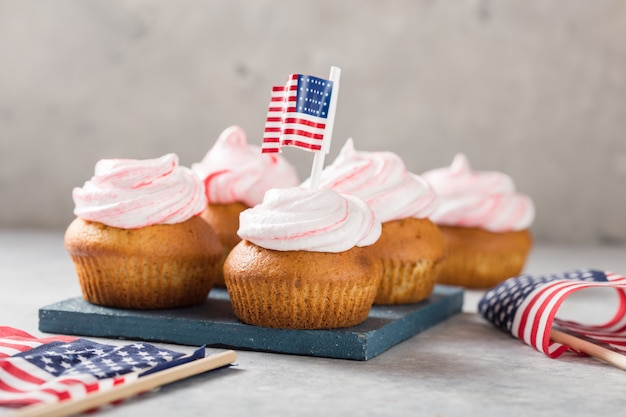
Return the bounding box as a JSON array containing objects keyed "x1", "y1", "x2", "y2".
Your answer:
[
  {"x1": 10, "y1": 349, "x2": 237, "y2": 417},
  {"x1": 550, "y1": 328, "x2": 626, "y2": 370}
]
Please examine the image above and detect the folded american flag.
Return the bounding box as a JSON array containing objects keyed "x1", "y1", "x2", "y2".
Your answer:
[
  {"x1": 0, "y1": 327, "x2": 204, "y2": 407},
  {"x1": 478, "y1": 269, "x2": 626, "y2": 358}
]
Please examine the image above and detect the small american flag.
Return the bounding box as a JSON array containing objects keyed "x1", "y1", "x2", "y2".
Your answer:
[
  {"x1": 478, "y1": 269, "x2": 626, "y2": 358},
  {"x1": 0, "y1": 327, "x2": 204, "y2": 407},
  {"x1": 262, "y1": 73, "x2": 336, "y2": 154}
]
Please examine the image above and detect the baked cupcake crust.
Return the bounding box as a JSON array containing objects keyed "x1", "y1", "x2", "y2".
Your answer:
[
  {"x1": 223, "y1": 240, "x2": 383, "y2": 329},
  {"x1": 200, "y1": 202, "x2": 248, "y2": 286},
  {"x1": 437, "y1": 226, "x2": 532, "y2": 289},
  {"x1": 371, "y1": 217, "x2": 446, "y2": 305},
  {"x1": 65, "y1": 216, "x2": 223, "y2": 309}
]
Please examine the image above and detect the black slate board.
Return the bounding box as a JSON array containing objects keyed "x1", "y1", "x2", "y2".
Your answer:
[{"x1": 39, "y1": 285, "x2": 463, "y2": 361}]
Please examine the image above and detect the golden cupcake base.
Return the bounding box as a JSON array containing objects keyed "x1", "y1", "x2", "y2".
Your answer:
[
  {"x1": 65, "y1": 217, "x2": 222, "y2": 309},
  {"x1": 437, "y1": 226, "x2": 532, "y2": 289},
  {"x1": 224, "y1": 240, "x2": 383, "y2": 329},
  {"x1": 372, "y1": 218, "x2": 446, "y2": 305}
]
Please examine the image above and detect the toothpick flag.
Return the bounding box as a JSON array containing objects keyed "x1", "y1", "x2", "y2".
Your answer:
[
  {"x1": 262, "y1": 68, "x2": 340, "y2": 154},
  {"x1": 0, "y1": 327, "x2": 204, "y2": 407},
  {"x1": 478, "y1": 269, "x2": 626, "y2": 358},
  {"x1": 261, "y1": 67, "x2": 341, "y2": 191}
]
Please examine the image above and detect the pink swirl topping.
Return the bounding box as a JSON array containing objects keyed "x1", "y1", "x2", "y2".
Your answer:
[
  {"x1": 306, "y1": 138, "x2": 438, "y2": 222},
  {"x1": 421, "y1": 154, "x2": 535, "y2": 232},
  {"x1": 237, "y1": 187, "x2": 382, "y2": 252},
  {"x1": 72, "y1": 153, "x2": 207, "y2": 229},
  {"x1": 191, "y1": 126, "x2": 300, "y2": 207}
]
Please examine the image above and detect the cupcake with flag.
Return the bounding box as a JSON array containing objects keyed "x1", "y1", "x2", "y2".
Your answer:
[
  {"x1": 223, "y1": 67, "x2": 387, "y2": 329},
  {"x1": 191, "y1": 125, "x2": 299, "y2": 286}
]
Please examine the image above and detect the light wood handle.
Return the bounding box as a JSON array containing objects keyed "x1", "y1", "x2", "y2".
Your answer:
[{"x1": 550, "y1": 329, "x2": 626, "y2": 370}]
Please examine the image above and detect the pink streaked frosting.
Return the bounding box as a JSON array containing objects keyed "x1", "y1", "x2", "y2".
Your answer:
[
  {"x1": 304, "y1": 138, "x2": 438, "y2": 223},
  {"x1": 237, "y1": 187, "x2": 382, "y2": 253},
  {"x1": 72, "y1": 153, "x2": 207, "y2": 229},
  {"x1": 191, "y1": 126, "x2": 299, "y2": 207},
  {"x1": 421, "y1": 154, "x2": 535, "y2": 232}
]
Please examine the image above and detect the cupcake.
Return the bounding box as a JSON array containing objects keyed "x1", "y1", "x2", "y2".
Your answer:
[
  {"x1": 223, "y1": 186, "x2": 383, "y2": 329},
  {"x1": 307, "y1": 138, "x2": 446, "y2": 305},
  {"x1": 191, "y1": 126, "x2": 299, "y2": 286},
  {"x1": 421, "y1": 154, "x2": 534, "y2": 289},
  {"x1": 65, "y1": 153, "x2": 223, "y2": 309}
]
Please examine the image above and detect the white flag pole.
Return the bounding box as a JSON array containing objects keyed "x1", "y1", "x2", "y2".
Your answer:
[{"x1": 308, "y1": 66, "x2": 341, "y2": 190}]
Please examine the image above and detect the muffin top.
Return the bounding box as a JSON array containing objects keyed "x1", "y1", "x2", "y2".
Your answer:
[
  {"x1": 421, "y1": 154, "x2": 535, "y2": 232},
  {"x1": 191, "y1": 125, "x2": 300, "y2": 207},
  {"x1": 72, "y1": 153, "x2": 206, "y2": 229},
  {"x1": 303, "y1": 138, "x2": 438, "y2": 223},
  {"x1": 237, "y1": 186, "x2": 381, "y2": 253}
]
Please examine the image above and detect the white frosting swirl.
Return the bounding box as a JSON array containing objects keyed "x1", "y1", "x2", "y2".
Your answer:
[
  {"x1": 238, "y1": 187, "x2": 381, "y2": 252},
  {"x1": 191, "y1": 126, "x2": 300, "y2": 207},
  {"x1": 73, "y1": 153, "x2": 207, "y2": 229},
  {"x1": 421, "y1": 154, "x2": 535, "y2": 232},
  {"x1": 304, "y1": 138, "x2": 438, "y2": 222}
]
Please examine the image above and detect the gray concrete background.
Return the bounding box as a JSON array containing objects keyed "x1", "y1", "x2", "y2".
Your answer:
[{"x1": 0, "y1": 0, "x2": 624, "y2": 244}]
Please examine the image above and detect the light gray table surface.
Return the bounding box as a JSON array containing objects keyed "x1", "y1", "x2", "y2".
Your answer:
[{"x1": 1, "y1": 229, "x2": 625, "y2": 417}]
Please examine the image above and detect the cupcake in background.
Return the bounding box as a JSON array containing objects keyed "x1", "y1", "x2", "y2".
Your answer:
[
  {"x1": 224, "y1": 186, "x2": 383, "y2": 329},
  {"x1": 65, "y1": 153, "x2": 223, "y2": 309},
  {"x1": 191, "y1": 126, "x2": 300, "y2": 286},
  {"x1": 421, "y1": 153, "x2": 534, "y2": 289},
  {"x1": 306, "y1": 138, "x2": 446, "y2": 305}
]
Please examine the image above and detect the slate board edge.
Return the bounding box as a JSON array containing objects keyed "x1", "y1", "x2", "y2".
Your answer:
[
  {"x1": 39, "y1": 285, "x2": 463, "y2": 361},
  {"x1": 361, "y1": 287, "x2": 464, "y2": 360}
]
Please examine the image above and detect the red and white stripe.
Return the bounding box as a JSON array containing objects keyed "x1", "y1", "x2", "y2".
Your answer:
[
  {"x1": 512, "y1": 272, "x2": 626, "y2": 358},
  {"x1": 0, "y1": 355, "x2": 134, "y2": 406},
  {"x1": 0, "y1": 327, "x2": 76, "y2": 358}
]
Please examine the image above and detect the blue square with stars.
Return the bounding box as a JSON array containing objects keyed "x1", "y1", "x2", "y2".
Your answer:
[{"x1": 295, "y1": 75, "x2": 334, "y2": 119}]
